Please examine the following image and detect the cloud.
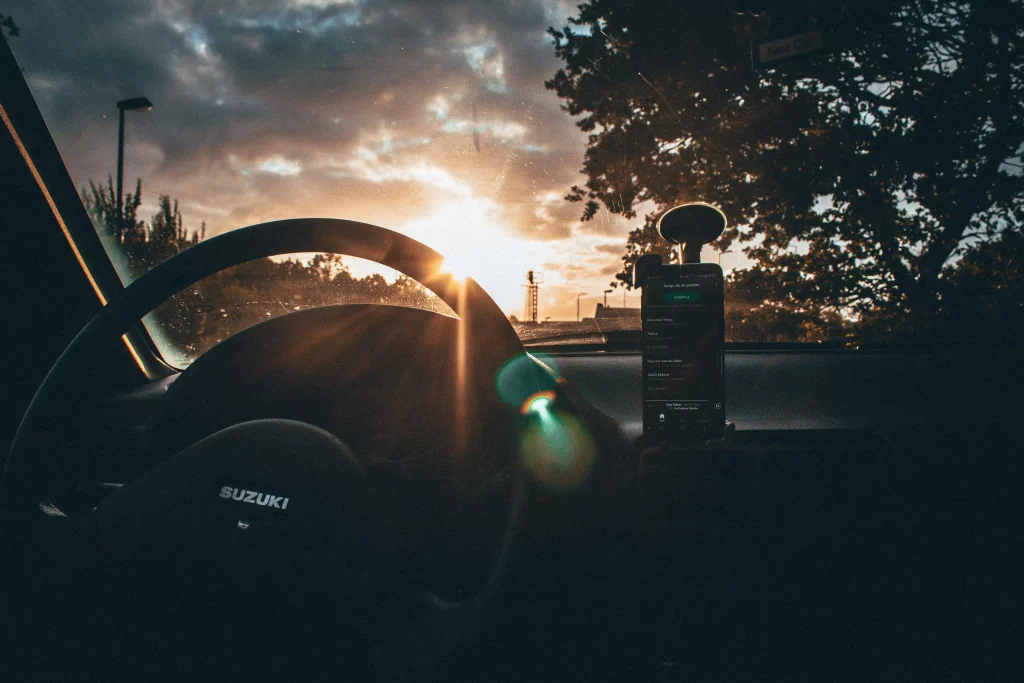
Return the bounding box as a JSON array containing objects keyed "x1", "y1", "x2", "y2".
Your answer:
[
  {"x1": 333, "y1": 153, "x2": 475, "y2": 198},
  {"x1": 257, "y1": 155, "x2": 303, "y2": 176},
  {"x1": 9, "y1": 0, "x2": 641, "y2": 319}
]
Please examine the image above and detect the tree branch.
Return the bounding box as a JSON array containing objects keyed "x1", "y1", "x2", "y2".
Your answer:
[{"x1": 832, "y1": 77, "x2": 895, "y2": 110}]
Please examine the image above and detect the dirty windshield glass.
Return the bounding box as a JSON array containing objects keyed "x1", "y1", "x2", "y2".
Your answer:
[{"x1": 7, "y1": 0, "x2": 1023, "y2": 359}]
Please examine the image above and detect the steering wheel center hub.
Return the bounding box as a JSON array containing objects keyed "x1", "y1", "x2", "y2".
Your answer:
[{"x1": 96, "y1": 420, "x2": 400, "y2": 620}]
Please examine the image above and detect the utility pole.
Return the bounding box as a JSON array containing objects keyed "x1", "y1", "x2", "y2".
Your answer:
[
  {"x1": 576, "y1": 293, "x2": 587, "y2": 322},
  {"x1": 116, "y1": 107, "x2": 124, "y2": 241},
  {"x1": 115, "y1": 97, "x2": 153, "y2": 243}
]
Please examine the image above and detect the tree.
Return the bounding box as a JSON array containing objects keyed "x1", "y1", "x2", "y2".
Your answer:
[
  {"x1": 142, "y1": 195, "x2": 204, "y2": 271},
  {"x1": 724, "y1": 268, "x2": 847, "y2": 343},
  {"x1": 548, "y1": 0, "x2": 1024, "y2": 343},
  {"x1": 935, "y1": 223, "x2": 1024, "y2": 347},
  {"x1": 83, "y1": 177, "x2": 204, "y2": 278},
  {"x1": 0, "y1": 12, "x2": 18, "y2": 38}
]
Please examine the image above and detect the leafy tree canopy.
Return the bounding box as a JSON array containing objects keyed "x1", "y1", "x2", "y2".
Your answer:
[{"x1": 548, "y1": 0, "x2": 1024, "y2": 344}]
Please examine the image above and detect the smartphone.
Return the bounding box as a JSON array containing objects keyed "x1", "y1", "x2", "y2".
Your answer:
[{"x1": 641, "y1": 263, "x2": 725, "y2": 443}]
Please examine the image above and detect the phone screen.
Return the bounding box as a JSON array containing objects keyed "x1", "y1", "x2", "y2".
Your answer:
[{"x1": 641, "y1": 263, "x2": 725, "y2": 443}]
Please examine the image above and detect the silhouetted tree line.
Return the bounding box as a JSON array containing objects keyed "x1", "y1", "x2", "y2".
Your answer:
[
  {"x1": 82, "y1": 178, "x2": 444, "y2": 365},
  {"x1": 84, "y1": 178, "x2": 205, "y2": 278},
  {"x1": 549, "y1": 0, "x2": 1024, "y2": 347}
]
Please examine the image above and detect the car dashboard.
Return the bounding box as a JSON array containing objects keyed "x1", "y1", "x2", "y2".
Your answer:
[{"x1": 52, "y1": 347, "x2": 1022, "y2": 681}]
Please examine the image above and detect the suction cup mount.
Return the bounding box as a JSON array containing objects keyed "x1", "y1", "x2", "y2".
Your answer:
[{"x1": 657, "y1": 203, "x2": 727, "y2": 264}]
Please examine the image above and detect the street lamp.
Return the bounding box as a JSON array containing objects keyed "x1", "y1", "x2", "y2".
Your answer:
[
  {"x1": 717, "y1": 248, "x2": 733, "y2": 265},
  {"x1": 576, "y1": 292, "x2": 588, "y2": 322},
  {"x1": 604, "y1": 289, "x2": 613, "y2": 307},
  {"x1": 116, "y1": 97, "x2": 153, "y2": 243}
]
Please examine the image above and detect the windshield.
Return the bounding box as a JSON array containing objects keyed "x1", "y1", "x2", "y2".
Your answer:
[{"x1": 7, "y1": 1, "x2": 1023, "y2": 357}]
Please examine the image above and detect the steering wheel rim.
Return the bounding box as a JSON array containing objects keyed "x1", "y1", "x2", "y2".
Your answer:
[{"x1": 1, "y1": 217, "x2": 530, "y2": 675}]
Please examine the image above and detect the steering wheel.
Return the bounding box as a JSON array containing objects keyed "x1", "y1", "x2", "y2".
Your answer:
[{"x1": 1, "y1": 218, "x2": 551, "y2": 679}]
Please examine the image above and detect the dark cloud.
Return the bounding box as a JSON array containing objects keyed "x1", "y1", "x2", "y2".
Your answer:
[{"x1": 9, "y1": 0, "x2": 641, "y2": 318}]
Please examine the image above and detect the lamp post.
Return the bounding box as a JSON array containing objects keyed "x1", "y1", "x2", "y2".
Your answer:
[
  {"x1": 116, "y1": 97, "x2": 153, "y2": 243},
  {"x1": 717, "y1": 248, "x2": 733, "y2": 265},
  {"x1": 604, "y1": 289, "x2": 613, "y2": 307},
  {"x1": 576, "y1": 292, "x2": 587, "y2": 322}
]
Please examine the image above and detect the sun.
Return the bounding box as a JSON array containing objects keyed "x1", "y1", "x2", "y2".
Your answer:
[
  {"x1": 440, "y1": 256, "x2": 470, "y2": 282},
  {"x1": 400, "y1": 199, "x2": 535, "y2": 311}
]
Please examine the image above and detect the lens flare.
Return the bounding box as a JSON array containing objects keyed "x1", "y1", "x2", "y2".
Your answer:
[
  {"x1": 454, "y1": 272, "x2": 469, "y2": 456},
  {"x1": 527, "y1": 352, "x2": 560, "y2": 378},
  {"x1": 518, "y1": 406, "x2": 596, "y2": 490},
  {"x1": 496, "y1": 353, "x2": 558, "y2": 408},
  {"x1": 521, "y1": 390, "x2": 557, "y2": 416}
]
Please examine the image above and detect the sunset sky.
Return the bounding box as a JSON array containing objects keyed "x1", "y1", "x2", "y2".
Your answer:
[{"x1": 9, "y1": 0, "x2": 738, "y2": 319}]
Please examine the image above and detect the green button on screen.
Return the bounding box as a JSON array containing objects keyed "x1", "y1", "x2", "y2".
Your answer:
[{"x1": 665, "y1": 291, "x2": 700, "y2": 303}]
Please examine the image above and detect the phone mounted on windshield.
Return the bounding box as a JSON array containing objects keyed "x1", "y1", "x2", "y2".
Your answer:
[{"x1": 635, "y1": 204, "x2": 731, "y2": 448}]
